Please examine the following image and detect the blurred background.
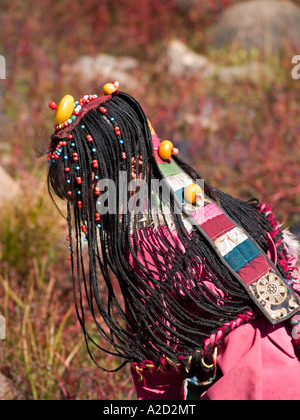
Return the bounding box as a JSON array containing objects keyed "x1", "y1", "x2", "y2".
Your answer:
[{"x1": 0, "y1": 0, "x2": 299, "y2": 400}]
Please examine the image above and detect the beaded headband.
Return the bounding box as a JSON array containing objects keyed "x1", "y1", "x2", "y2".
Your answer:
[
  {"x1": 48, "y1": 81, "x2": 180, "y2": 167},
  {"x1": 48, "y1": 82, "x2": 204, "y2": 214}
]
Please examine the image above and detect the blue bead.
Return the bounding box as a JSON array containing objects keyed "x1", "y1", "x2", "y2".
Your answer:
[
  {"x1": 95, "y1": 175, "x2": 99, "y2": 180},
  {"x1": 119, "y1": 140, "x2": 124, "y2": 144},
  {"x1": 67, "y1": 179, "x2": 71, "y2": 184},
  {"x1": 76, "y1": 166, "x2": 80, "y2": 170},
  {"x1": 77, "y1": 191, "x2": 81, "y2": 194},
  {"x1": 84, "y1": 238, "x2": 88, "y2": 242},
  {"x1": 97, "y1": 224, "x2": 101, "y2": 228},
  {"x1": 110, "y1": 117, "x2": 114, "y2": 122},
  {"x1": 64, "y1": 156, "x2": 68, "y2": 160},
  {"x1": 71, "y1": 143, "x2": 75, "y2": 147},
  {"x1": 68, "y1": 246, "x2": 72, "y2": 250},
  {"x1": 81, "y1": 124, "x2": 85, "y2": 129},
  {"x1": 92, "y1": 148, "x2": 96, "y2": 152}
]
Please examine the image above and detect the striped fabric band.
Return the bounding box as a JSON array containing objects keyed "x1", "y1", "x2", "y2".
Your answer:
[{"x1": 154, "y1": 134, "x2": 300, "y2": 324}]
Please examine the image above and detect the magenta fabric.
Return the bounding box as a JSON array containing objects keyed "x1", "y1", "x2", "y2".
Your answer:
[
  {"x1": 191, "y1": 202, "x2": 224, "y2": 224},
  {"x1": 130, "y1": 227, "x2": 300, "y2": 400},
  {"x1": 132, "y1": 316, "x2": 300, "y2": 400},
  {"x1": 200, "y1": 317, "x2": 300, "y2": 400}
]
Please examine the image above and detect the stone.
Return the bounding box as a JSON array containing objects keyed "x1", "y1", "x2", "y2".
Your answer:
[
  {"x1": 216, "y1": 61, "x2": 272, "y2": 84},
  {"x1": 165, "y1": 39, "x2": 270, "y2": 84},
  {"x1": 0, "y1": 372, "x2": 25, "y2": 400},
  {"x1": 0, "y1": 166, "x2": 19, "y2": 208},
  {"x1": 62, "y1": 53, "x2": 139, "y2": 90},
  {"x1": 166, "y1": 40, "x2": 214, "y2": 77},
  {"x1": 210, "y1": 0, "x2": 300, "y2": 55},
  {"x1": 174, "y1": 0, "x2": 199, "y2": 11}
]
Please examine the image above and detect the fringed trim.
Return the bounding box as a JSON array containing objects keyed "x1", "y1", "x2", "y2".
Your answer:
[
  {"x1": 259, "y1": 203, "x2": 298, "y2": 284},
  {"x1": 259, "y1": 203, "x2": 300, "y2": 356},
  {"x1": 202, "y1": 310, "x2": 255, "y2": 356},
  {"x1": 132, "y1": 311, "x2": 255, "y2": 382}
]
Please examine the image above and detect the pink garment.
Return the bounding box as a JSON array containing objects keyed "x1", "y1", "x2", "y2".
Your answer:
[
  {"x1": 201, "y1": 317, "x2": 300, "y2": 400},
  {"x1": 132, "y1": 316, "x2": 300, "y2": 400},
  {"x1": 130, "y1": 227, "x2": 300, "y2": 400}
]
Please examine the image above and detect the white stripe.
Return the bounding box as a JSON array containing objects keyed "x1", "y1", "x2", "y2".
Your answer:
[
  {"x1": 215, "y1": 227, "x2": 248, "y2": 256},
  {"x1": 166, "y1": 171, "x2": 193, "y2": 191}
]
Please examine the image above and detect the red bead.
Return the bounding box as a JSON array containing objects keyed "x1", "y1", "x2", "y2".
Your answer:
[
  {"x1": 68, "y1": 256, "x2": 72, "y2": 261},
  {"x1": 49, "y1": 101, "x2": 57, "y2": 110},
  {"x1": 67, "y1": 191, "x2": 72, "y2": 196},
  {"x1": 122, "y1": 152, "x2": 127, "y2": 160},
  {"x1": 81, "y1": 225, "x2": 87, "y2": 233},
  {"x1": 78, "y1": 201, "x2": 82, "y2": 208},
  {"x1": 68, "y1": 134, "x2": 73, "y2": 140},
  {"x1": 66, "y1": 237, "x2": 70, "y2": 241},
  {"x1": 95, "y1": 212, "x2": 101, "y2": 221},
  {"x1": 65, "y1": 167, "x2": 70, "y2": 172},
  {"x1": 95, "y1": 187, "x2": 100, "y2": 195},
  {"x1": 99, "y1": 107, "x2": 107, "y2": 114},
  {"x1": 76, "y1": 177, "x2": 82, "y2": 184},
  {"x1": 86, "y1": 135, "x2": 93, "y2": 142}
]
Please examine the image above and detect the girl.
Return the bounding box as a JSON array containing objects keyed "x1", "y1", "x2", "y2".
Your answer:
[{"x1": 46, "y1": 82, "x2": 300, "y2": 400}]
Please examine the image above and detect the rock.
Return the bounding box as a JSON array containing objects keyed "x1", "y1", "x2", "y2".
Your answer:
[
  {"x1": 0, "y1": 373, "x2": 25, "y2": 400},
  {"x1": 62, "y1": 53, "x2": 139, "y2": 89},
  {"x1": 165, "y1": 39, "x2": 270, "y2": 84},
  {"x1": 174, "y1": 0, "x2": 199, "y2": 11},
  {"x1": 166, "y1": 40, "x2": 214, "y2": 77},
  {"x1": 0, "y1": 167, "x2": 19, "y2": 208},
  {"x1": 216, "y1": 61, "x2": 272, "y2": 84},
  {"x1": 210, "y1": 0, "x2": 300, "y2": 54}
]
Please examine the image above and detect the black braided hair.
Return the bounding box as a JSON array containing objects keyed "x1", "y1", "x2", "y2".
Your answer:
[{"x1": 47, "y1": 91, "x2": 276, "y2": 373}]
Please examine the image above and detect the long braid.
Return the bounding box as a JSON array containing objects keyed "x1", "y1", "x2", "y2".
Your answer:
[{"x1": 47, "y1": 92, "x2": 276, "y2": 373}]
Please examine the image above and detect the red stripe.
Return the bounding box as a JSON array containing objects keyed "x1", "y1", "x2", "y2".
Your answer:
[
  {"x1": 237, "y1": 254, "x2": 272, "y2": 286},
  {"x1": 201, "y1": 214, "x2": 235, "y2": 241}
]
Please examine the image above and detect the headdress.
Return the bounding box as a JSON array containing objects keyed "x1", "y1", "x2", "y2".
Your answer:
[{"x1": 47, "y1": 82, "x2": 300, "y2": 380}]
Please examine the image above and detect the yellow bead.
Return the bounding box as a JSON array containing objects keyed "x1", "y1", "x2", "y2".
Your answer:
[
  {"x1": 184, "y1": 184, "x2": 203, "y2": 204},
  {"x1": 158, "y1": 140, "x2": 173, "y2": 160},
  {"x1": 55, "y1": 95, "x2": 75, "y2": 125},
  {"x1": 103, "y1": 82, "x2": 118, "y2": 95}
]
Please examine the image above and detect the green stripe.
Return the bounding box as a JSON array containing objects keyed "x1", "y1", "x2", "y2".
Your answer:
[
  {"x1": 157, "y1": 160, "x2": 183, "y2": 177},
  {"x1": 224, "y1": 238, "x2": 261, "y2": 272}
]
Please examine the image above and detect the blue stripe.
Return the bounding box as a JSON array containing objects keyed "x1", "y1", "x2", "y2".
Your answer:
[
  {"x1": 174, "y1": 187, "x2": 185, "y2": 203},
  {"x1": 224, "y1": 238, "x2": 261, "y2": 272}
]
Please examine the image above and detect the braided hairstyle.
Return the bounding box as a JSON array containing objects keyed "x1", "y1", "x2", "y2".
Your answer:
[{"x1": 47, "y1": 91, "x2": 280, "y2": 375}]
